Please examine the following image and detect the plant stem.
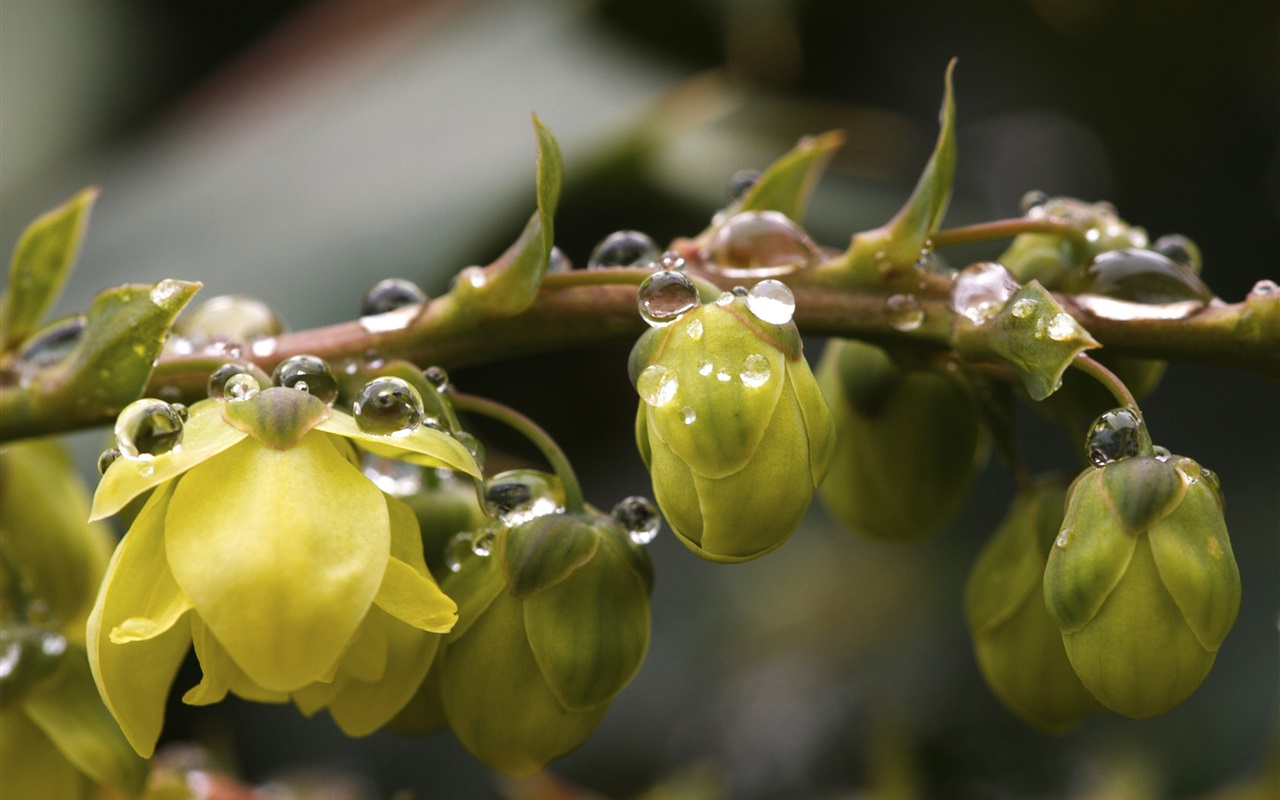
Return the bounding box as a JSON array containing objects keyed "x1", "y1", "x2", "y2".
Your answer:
[
  {"x1": 930, "y1": 218, "x2": 1089, "y2": 249},
  {"x1": 450, "y1": 391, "x2": 586, "y2": 514},
  {"x1": 1071, "y1": 353, "x2": 1138, "y2": 410}
]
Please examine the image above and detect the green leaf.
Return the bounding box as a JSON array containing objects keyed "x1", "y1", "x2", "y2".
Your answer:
[
  {"x1": 446, "y1": 115, "x2": 563, "y2": 317},
  {"x1": 22, "y1": 645, "x2": 149, "y2": 797},
  {"x1": 502, "y1": 513, "x2": 600, "y2": 598},
  {"x1": 738, "y1": 130, "x2": 844, "y2": 222},
  {"x1": 1, "y1": 188, "x2": 98, "y2": 352},
  {"x1": 954, "y1": 282, "x2": 1100, "y2": 401}
]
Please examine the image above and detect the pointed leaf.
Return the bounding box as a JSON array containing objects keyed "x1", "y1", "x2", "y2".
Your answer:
[
  {"x1": 2, "y1": 188, "x2": 97, "y2": 352},
  {"x1": 317, "y1": 412, "x2": 481, "y2": 477},
  {"x1": 739, "y1": 131, "x2": 844, "y2": 222},
  {"x1": 502, "y1": 513, "x2": 600, "y2": 598}
]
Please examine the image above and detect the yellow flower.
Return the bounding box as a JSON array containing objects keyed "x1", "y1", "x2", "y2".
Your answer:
[{"x1": 88, "y1": 385, "x2": 481, "y2": 756}]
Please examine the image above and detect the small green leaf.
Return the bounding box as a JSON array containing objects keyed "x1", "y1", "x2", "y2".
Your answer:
[
  {"x1": 221, "y1": 386, "x2": 332, "y2": 449},
  {"x1": 955, "y1": 282, "x2": 1100, "y2": 400},
  {"x1": 1, "y1": 188, "x2": 98, "y2": 352},
  {"x1": 502, "y1": 513, "x2": 600, "y2": 598},
  {"x1": 446, "y1": 115, "x2": 563, "y2": 317},
  {"x1": 739, "y1": 130, "x2": 844, "y2": 222}
]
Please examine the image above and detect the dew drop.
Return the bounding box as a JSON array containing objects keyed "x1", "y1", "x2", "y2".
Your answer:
[
  {"x1": 732, "y1": 286, "x2": 749, "y2": 297},
  {"x1": 423, "y1": 366, "x2": 449, "y2": 392},
  {"x1": 698, "y1": 360, "x2": 713, "y2": 376},
  {"x1": 272, "y1": 355, "x2": 339, "y2": 404},
  {"x1": 177, "y1": 295, "x2": 284, "y2": 342},
  {"x1": 951, "y1": 262, "x2": 1020, "y2": 324},
  {"x1": 1070, "y1": 249, "x2": 1215, "y2": 321},
  {"x1": 360, "y1": 452, "x2": 424, "y2": 496},
  {"x1": 1086, "y1": 408, "x2": 1143, "y2": 467},
  {"x1": 612, "y1": 496, "x2": 661, "y2": 545},
  {"x1": 149, "y1": 279, "x2": 185, "y2": 307},
  {"x1": 452, "y1": 431, "x2": 486, "y2": 471},
  {"x1": 659, "y1": 251, "x2": 687, "y2": 272},
  {"x1": 716, "y1": 370, "x2": 732, "y2": 382},
  {"x1": 1010, "y1": 297, "x2": 1038, "y2": 318},
  {"x1": 97, "y1": 448, "x2": 121, "y2": 475},
  {"x1": 224, "y1": 373, "x2": 261, "y2": 402},
  {"x1": 638, "y1": 270, "x2": 699, "y2": 326},
  {"x1": 588, "y1": 230, "x2": 661, "y2": 269},
  {"x1": 885, "y1": 294, "x2": 924, "y2": 331},
  {"x1": 353, "y1": 377, "x2": 425, "y2": 435},
  {"x1": 115, "y1": 399, "x2": 184, "y2": 460},
  {"x1": 483, "y1": 471, "x2": 562, "y2": 526},
  {"x1": 746, "y1": 279, "x2": 796, "y2": 325},
  {"x1": 361, "y1": 279, "x2": 427, "y2": 316},
  {"x1": 18, "y1": 315, "x2": 86, "y2": 367},
  {"x1": 1046, "y1": 313, "x2": 1077, "y2": 341},
  {"x1": 547, "y1": 247, "x2": 573, "y2": 273},
  {"x1": 1152, "y1": 445, "x2": 1172, "y2": 462},
  {"x1": 681, "y1": 405, "x2": 696, "y2": 425},
  {"x1": 471, "y1": 526, "x2": 498, "y2": 557},
  {"x1": 1248, "y1": 279, "x2": 1279, "y2": 300},
  {"x1": 1019, "y1": 190, "x2": 1049, "y2": 217},
  {"x1": 707, "y1": 211, "x2": 821, "y2": 277},
  {"x1": 1055, "y1": 528, "x2": 1073, "y2": 548},
  {"x1": 444, "y1": 532, "x2": 473, "y2": 572},
  {"x1": 638, "y1": 365, "x2": 678, "y2": 407},
  {"x1": 1151, "y1": 234, "x2": 1201, "y2": 274},
  {"x1": 727, "y1": 169, "x2": 761, "y2": 201},
  {"x1": 716, "y1": 291, "x2": 735, "y2": 306},
  {"x1": 686, "y1": 318, "x2": 704, "y2": 341},
  {"x1": 739, "y1": 353, "x2": 771, "y2": 387}
]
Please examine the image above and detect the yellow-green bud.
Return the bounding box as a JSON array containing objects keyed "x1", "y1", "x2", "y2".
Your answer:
[
  {"x1": 1044, "y1": 454, "x2": 1240, "y2": 718},
  {"x1": 629, "y1": 287, "x2": 833, "y2": 562},
  {"x1": 816, "y1": 339, "x2": 987, "y2": 541},
  {"x1": 964, "y1": 478, "x2": 1103, "y2": 732}
]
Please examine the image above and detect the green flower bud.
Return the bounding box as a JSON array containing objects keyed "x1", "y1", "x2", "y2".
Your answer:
[
  {"x1": 629, "y1": 286, "x2": 834, "y2": 562},
  {"x1": 1044, "y1": 454, "x2": 1240, "y2": 718},
  {"x1": 816, "y1": 339, "x2": 988, "y2": 541},
  {"x1": 964, "y1": 478, "x2": 1103, "y2": 732},
  {"x1": 432, "y1": 506, "x2": 652, "y2": 775}
]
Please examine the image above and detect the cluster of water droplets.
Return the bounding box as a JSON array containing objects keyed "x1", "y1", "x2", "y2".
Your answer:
[
  {"x1": 611, "y1": 496, "x2": 661, "y2": 545},
  {"x1": 1020, "y1": 192, "x2": 1149, "y2": 250},
  {"x1": 1086, "y1": 408, "x2": 1144, "y2": 467},
  {"x1": 1070, "y1": 249, "x2": 1215, "y2": 321},
  {"x1": 951, "y1": 262, "x2": 1021, "y2": 325}
]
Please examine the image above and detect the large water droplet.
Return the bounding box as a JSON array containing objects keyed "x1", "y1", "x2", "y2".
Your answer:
[
  {"x1": 272, "y1": 355, "x2": 339, "y2": 404},
  {"x1": 638, "y1": 365, "x2": 678, "y2": 407},
  {"x1": 18, "y1": 315, "x2": 86, "y2": 367},
  {"x1": 178, "y1": 295, "x2": 285, "y2": 342},
  {"x1": 361, "y1": 453, "x2": 423, "y2": 496},
  {"x1": 1086, "y1": 408, "x2": 1143, "y2": 467},
  {"x1": 707, "y1": 211, "x2": 821, "y2": 277},
  {"x1": 588, "y1": 230, "x2": 661, "y2": 269},
  {"x1": 638, "y1": 271, "x2": 699, "y2": 326},
  {"x1": 1010, "y1": 297, "x2": 1038, "y2": 318},
  {"x1": 360, "y1": 278, "x2": 426, "y2": 316},
  {"x1": 951, "y1": 262, "x2": 1020, "y2": 324},
  {"x1": 224, "y1": 373, "x2": 261, "y2": 402},
  {"x1": 739, "y1": 353, "x2": 771, "y2": 388},
  {"x1": 1071, "y1": 249, "x2": 1215, "y2": 321},
  {"x1": 1045, "y1": 312, "x2": 1077, "y2": 341},
  {"x1": 353, "y1": 377, "x2": 425, "y2": 435},
  {"x1": 1152, "y1": 234, "x2": 1202, "y2": 274},
  {"x1": 746, "y1": 279, "x2": 796, "y2": 324},
  {"x1": 115, "y1": 399, "x2": 184, "y2": 460},
  {"x1": 686, "y1": 318, "x2": 704, "y2": 341},
  {"x1": 97, "y1": 448, "x2": 121, "y2": 475},
  {"x1": 886, "y1": 294, "x2": 924, "y2": 331},
  {"x1": 483, "y1": 471, "x2": 562, "y2": 526},
  {"x1": 612, "y1": 496, "x2": 661, "y2": 545},
  {"x1": 727, "y1": 169, "x2": 761, "y2": 201},
  {"x1": 1248, "y1": 279, "x2": 1278, "y2": 300}
]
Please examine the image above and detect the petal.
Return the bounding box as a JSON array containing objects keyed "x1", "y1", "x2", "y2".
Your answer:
[
  {"x1": 645, "y1": 429, "x2": 704, "y2": 548},
  {"x1": 325, "y1": 608, "x2": 441, "y2": 737},
  {"x1": 221, "y1": 387, "x2": 332, "y2": 449},
  {"x1": 86, "y1": 484, "x2": 192, "y2": 757},
  {"x1": 22, "y1": 644, "x2": 148, "y2": 796},
  {"x1": 0, "y1": 709, "x2": 89, "y2": 799},
  {"x1": 786, "y1": 360, "x2": 835, "y2": 487},
  {"x1": 441, "y1": 549, "x2": 507, "y2": 643},
  {"x1": 91, "y1": 399, "x2": 247, "y2": 520},
  {"x1": 338, "y1": 610, "x2": 390, "y2": 683},
  {"x1": 317, "y1": 411, "x2": 482, "y2": 478},
  {"x1": 185, "y1": 616, "x2": 290, "y2": 705},
  {"x1": 166, "y1": 433, "x2": 389, "y2": 692},
  {"x1": 375, "y1": 496, "x2": 457, "y2": 632}
]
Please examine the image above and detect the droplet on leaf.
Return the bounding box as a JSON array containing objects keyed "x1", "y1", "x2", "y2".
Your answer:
[
  {"x1": 272, "y1": 355, "x2": 339, "y2": 405},
  {"x1": 951, "y1": 262, "x2": 1020, "y2": 324},
  {"x1": 115, "y1": 399, "x2": 184, "y2": 460},
  {"x1": 353, "y1": 377, "x2": 426, "y2": 435}
]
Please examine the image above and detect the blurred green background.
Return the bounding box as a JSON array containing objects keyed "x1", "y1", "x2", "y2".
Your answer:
[{"x1": 2, "y1": 0, "x2": 1277, "y2": 797}]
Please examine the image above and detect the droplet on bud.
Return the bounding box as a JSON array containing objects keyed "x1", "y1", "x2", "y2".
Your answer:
[
  {"x1": 638, "y1": 365, "x2": 678, "y2": 407},
  {"x1": 1086, "y1": 408, "x2": 1144, "y2": 467},
  {"x1": 170, "y1": 403, "x2": 189, "y2": 422},
  {"x1": 483, "y1": 471, "x2": 562, "y2": 526},
  {"x1": 612, "y1": 496, "x2": 661, "y2": 545},
  {"x1": 360, "y1": 278, "x2": 427, "y2": 316},
  {"x1": 739, "y1": 353, "x2": 771, "y2": 387},
  {"x1": 353, "y1": 377, "x2": 425, "y2": 435},
  {"x1": 745, "y1": 279, "x2": 796, "y2": 325},
  {"x1": 272, "y1": 355, "x2": 339, "y2": 405},
  {"x1": 224, "y1": 373, "x2": 261, "y2": 402},
  {"x1": 638, "y1": 270, "x2": 699, "y2": 326},
  {"x1": 707, "y1": 211, "x2": 821, "y2": 277},
  {"x1": 115, "y1": 399, "x2": 184, "y2": 460},
  {"x1": 1247, "y1": 279, "x2": 1278, "y2": 300},
  {"x1": 1152, "y1": 234, "x2": 1202, "y2": 274},
  {"x1": 658, "y1": 251, "x2": 686, "y2": 272},
  {"x1": 97, "y1": 448, "x2": 121, "y2": 475},
  {"x1": 951, "y1": 262, "x2": 1020, "y2": 324},
  {"x1": 588, "y1": 230, "x2": 661, "y2": 269}
]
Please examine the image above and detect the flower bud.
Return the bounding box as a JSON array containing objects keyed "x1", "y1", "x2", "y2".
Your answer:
[
  {"x1": 964, "y1": 478, "x2": 1103, "y2": 732},
  {"x1": 433, "y1": 507, "x2": 652, "y2": 775},
  {"x1": 1044, "y1": 453, "x2": 1240, "y2": 718},
  {"x1": 815, "y1": 339, "x2": 987, "y2": 541},
  {"x1": 629, "y1": 289, "x2": 834, "y2": 562}
]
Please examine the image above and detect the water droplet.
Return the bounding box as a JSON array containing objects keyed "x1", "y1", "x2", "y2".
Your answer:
[
  {"x1": 638, "y1": 365, "x2": 678, "y2": 407},
  {"x1": 716, "y1": 370, "x2": 732, "y2": 382},
  {"x1": 483, "y1": 471, "x2": 562, "y2": 526},
  {"x1": 361, "y1": 453, "x2": 423, "y2": 496},
  {"x1": 149, "y1": 279, "x2": 185, "y2": 307},
  {"x1": 359, "y1": 304, "x2": 419, "y2": 334},
  {"x1": 1248, "y1": 279, "x2": 1279, "y2": 300},
  {"x1": 739, "y1": 353, "x2": 771, "y2": 388},
  {"x1": 885, "y1": 294, "x2": 924, "y2": 331},
  {"x1": 746, "y1": 279, "x2": 796, "y2": 325},
  {"x1": 1019, "y1": 190, "x2": 1048, "y2": 216},
  {"x1": 1152, "y1": 445, "x2": 1172, "y2": 462},
  {"x1": 353, "y1": 377, "x2": 425, "y2": 435},
  {"x1": 547, "y1": 247, "x2": 573, "y2": 273},
  {"x1": 224, "y1": 373, "x2": 261, "y2": 402},
  {"x1": 1071, "y1": 249, "x2": 1215, "y2": 321},
  {"x1": 716, "y1": 291, "x2": 735, "y2": 306},
  {"x1": 686, "y1": 318, "x2": 704, "y2": 340},
  {"x1": 951, "y1": 262, "x2": 1020, "y2": 324},
  {"x1": 423, "y1": 366, "x2": 449, "y2": 392},
  {"x1": 699, "y1": 360, "x2": 714, "y2": 376},
  {"x1": 913, "y1": 248, "x2": 951, "y2": 276},
  {"x1": 18, "y1": 315, "x2": 86, "y2": 367},
  {"x1": 638, "y1": 270, "x2": 699, "y2": 326},
  {"x1": 1086, "y1": 408, "x2": 1143, "y2": 467},
  {"x1": 177, "y1": 295, "x2": 284, "y2": 342},
  {"x1": 707, "y1": 211, "x2": 821, "y2": 277},
  {"x1": 1010, "y1": 298, "x2": 1038, "y2": 318},
  {"x1": 97, "y1": 448, "x2": 121, "y2": 475},
  {"x1": 732, "y1": 286, "x2": 749, "y2": 297},
  {"x1": 452, "y1": 431, "x2": 486, "y2": 471},
  {"x1": 1055, "y1": 528, "x2": 1073, "y2": 548},
  {"x1": 681, "y1": 405, "x2": 696, "y2": 425},
  {"x1": 170, "y1": 403, "x2": 189, "y2": 422},
  {"x1": 1199, "y1": 466, "x2": 1220, "y2": 492},
  {"x1": 727, "y1": 169, "x2": 761, "y2": 201},
  {"x1": 659, "y1": 251, "x2": 687, "y2": 272},
  {"x1": 1147, "y1": 234, "x2": 1199, "y2": 274},
  {"x1": 588, "y1": 230, "x2": 661, "y2": 269},
  {"x1": 471, "y1": 525, "x2": 498, "y2": 557},
  {"x1": 115, "y1": 399, "x2": 184, "y2": 460},
  {"x1": 272, "y1": 355, "x2": 339, "y2": 404},
  {"x1": 360, "y1": 278, "x2": 426, "y2": 318},
  {"x1": 1046, "y1": 313, "x2": 1077, "y2": 341},
  {"x1": 444, "y1": 532, "x2": 473, "y2": 572},
  {"x1": 612, "y1": 496, "x2": 661, "y2": 545},
  {"x1": 250, "y1": 337, "x2": 277, "y2": 358}
]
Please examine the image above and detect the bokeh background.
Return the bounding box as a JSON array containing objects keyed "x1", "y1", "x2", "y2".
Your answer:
[{"x1": 2, "y1": 0, "x2": 1277, "y2": 797}]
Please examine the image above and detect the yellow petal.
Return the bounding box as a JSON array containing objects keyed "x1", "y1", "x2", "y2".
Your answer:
[
  {"x1": 338, "y1": 609, "x2": 390, "y2": 683},
  {"x1": 185, "y1": 616, "x2": 290, "y2": 705},
  {"x1": 86, "y1": 483, "x2": 192, "y2": 757},
  {"x1": 317, "y1": 410, "x2": 482, "y2": 478},
  {"x1": 91, "y1": 399, "x2": 247, "y2": 520},
  {"x1": 325, "y1": 608, "x2": 441, "y2": 737},
  {"x1": 166, "y1": 433, "x2": 389, "y2": 692},
  {"x1": 373, "y1": 496, "x2": 457, "y2": 632}
]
